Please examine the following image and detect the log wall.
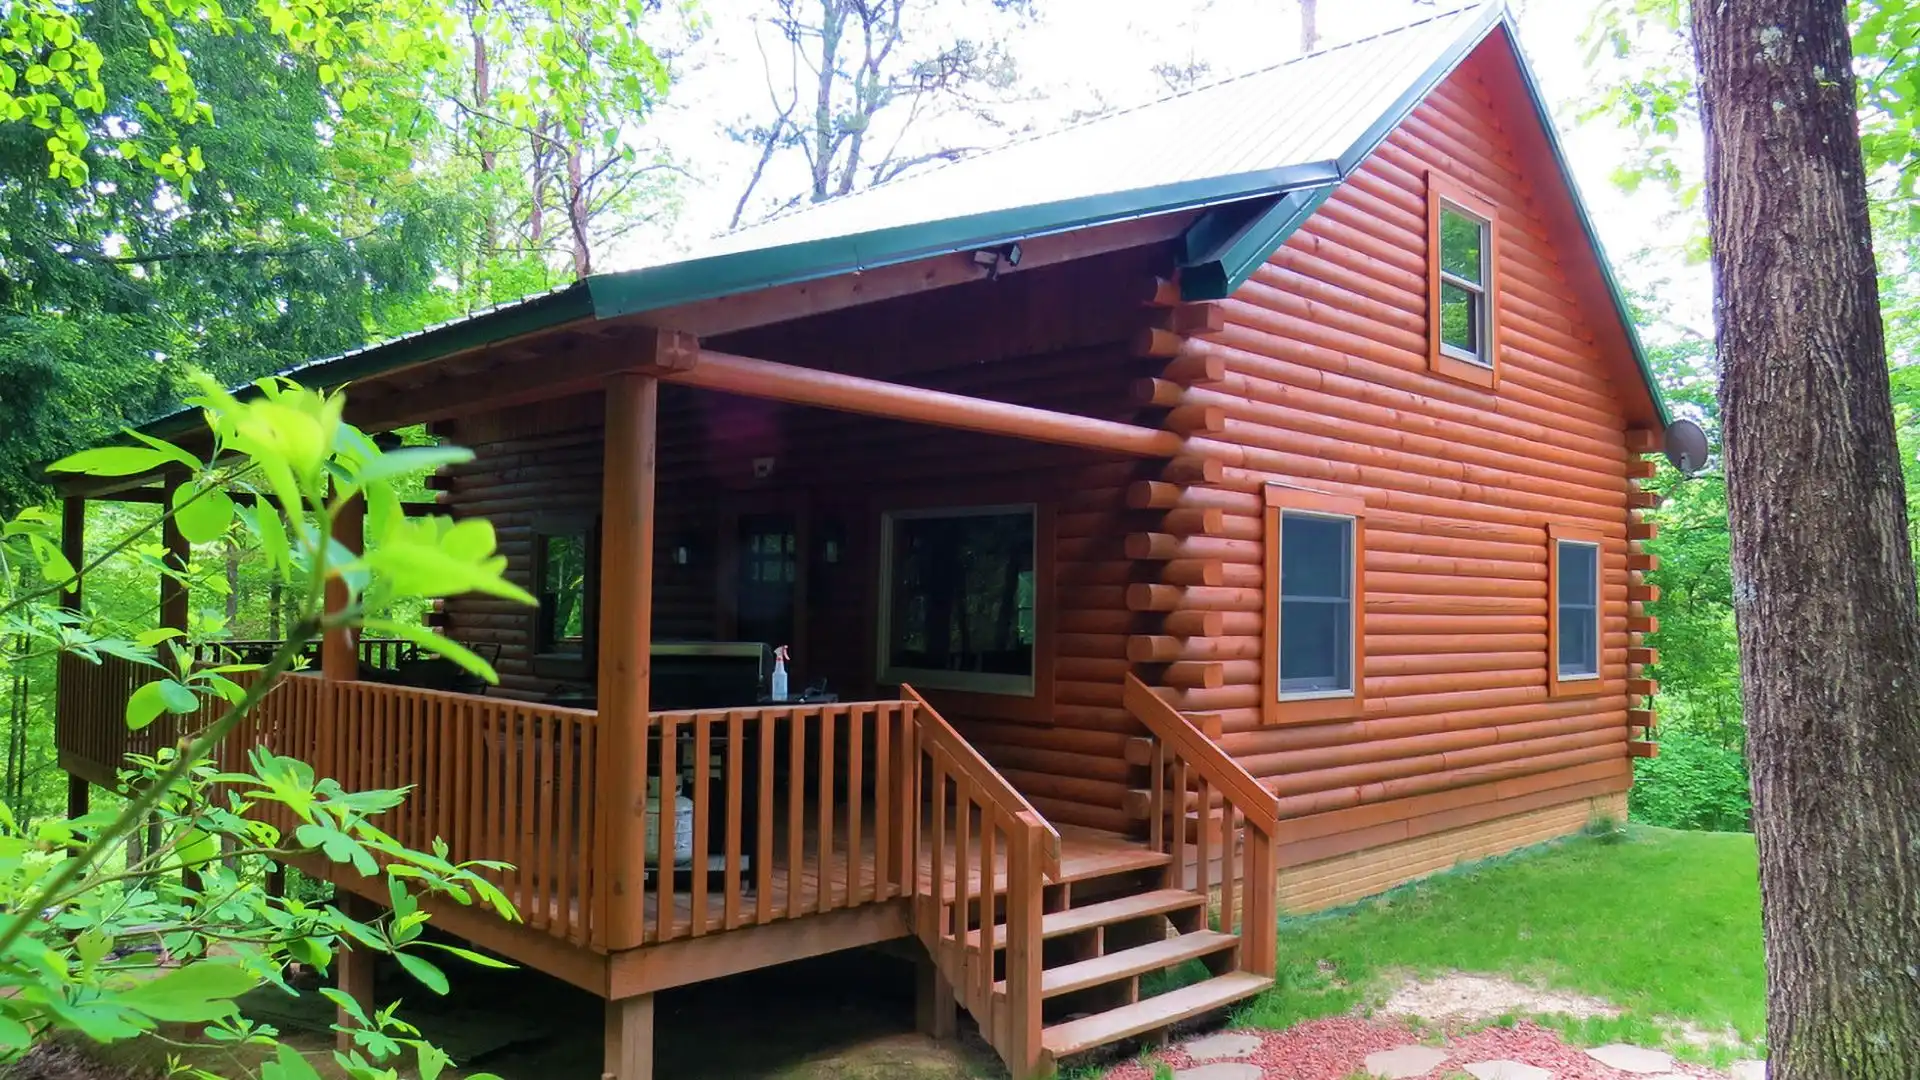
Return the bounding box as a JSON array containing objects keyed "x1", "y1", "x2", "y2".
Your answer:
[{"x1": 1145, "y1": 49, "x2": 1647, "y2": 875}]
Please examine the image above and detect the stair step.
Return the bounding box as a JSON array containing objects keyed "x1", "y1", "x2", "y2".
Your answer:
[
  {"x1": 966, "y1": 889, "x2": 1208, "y2": 950},
  {"x1": 997, "y1": 930, "x2": 1238, "y2": 1000},
  {"x1": 1053, "y1": 844, "x2": 1171, "y2": 885},
  {"x1": 1041, "y1": 971, "x2": 1272, "y2": 1059}
]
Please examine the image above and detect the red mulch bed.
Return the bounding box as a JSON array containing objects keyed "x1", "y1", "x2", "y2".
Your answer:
[{"x1": 1099, "y1": 1017, "x2": 1727, "y2": 1079}]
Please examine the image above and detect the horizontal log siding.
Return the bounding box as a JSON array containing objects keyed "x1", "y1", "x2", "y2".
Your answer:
[{"x1": 1187, "y1": 56, "x2": 1637, "y2": 867}]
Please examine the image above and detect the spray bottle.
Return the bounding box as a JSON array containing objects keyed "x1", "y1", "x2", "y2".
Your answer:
[{"x1": 771, "y1": 645, "x2": 790, "y2": 701}]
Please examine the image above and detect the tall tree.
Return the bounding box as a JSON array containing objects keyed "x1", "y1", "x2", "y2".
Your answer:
[
  {"x1": 1297, "y1": 0, "x2": 1317, "y2": 53},
  {"x1": 727, "y1": 0, "x2": 1032, "y2": 229},
  {"x1": 1690, "y1": 2, "x2": 1920, "y2": 1076}
]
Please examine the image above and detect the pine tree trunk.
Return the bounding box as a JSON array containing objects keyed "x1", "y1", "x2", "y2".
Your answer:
[
  {"x1": 1298, "y1": 0, "x2": 1317, "y2": 53},
  {"x1": 1690, "y1": 3, "x2": 1920, "y2": 1076}
]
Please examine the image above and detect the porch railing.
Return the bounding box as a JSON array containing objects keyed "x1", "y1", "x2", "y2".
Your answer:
[{"x1": 1124, "y1": 673, "x2": 1279, "y2": 979}]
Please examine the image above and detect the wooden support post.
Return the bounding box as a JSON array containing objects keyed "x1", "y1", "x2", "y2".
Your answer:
[
  {"x1": 60, "y1": 497, "x2": 84, "y2": 606},
  {"x1": 266, "y1": 861, "x2": 287, "y2": 899},
  {"x1": 322, "y1": 495, "x2": 365, "y2": 682},
  {"x1": 334, "y1": 893, "x2": 378, "y2": 1052},
  {"x1": 66, "y1": 774, "x2": 88, "y2": 820},
  {"x1": 599, "y1": 372, "x2": 659, "y2": 951},
  {"x1": 914, "y1": 948, "x2": 956, "y2": 1041},
  {"x1": 602, "y1": 994, "x2": 656, "y2": 1080},
  {"x1": 160, "y1": 476, "x2": 190, "y2": 636}
]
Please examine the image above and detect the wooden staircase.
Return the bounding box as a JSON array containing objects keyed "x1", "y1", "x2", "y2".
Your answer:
[{"x1": 904, "y1": 678, "x2": 1283, "y2": 1078}]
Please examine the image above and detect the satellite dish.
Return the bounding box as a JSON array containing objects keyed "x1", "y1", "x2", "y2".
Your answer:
[{"x1": 1664, "y1": 419, "x2": 1709, "y2": 476}]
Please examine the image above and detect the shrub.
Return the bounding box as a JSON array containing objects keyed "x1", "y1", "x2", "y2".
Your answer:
[{"x1": 1630, "y1": 721, "x2": 1752, "y2": 832}]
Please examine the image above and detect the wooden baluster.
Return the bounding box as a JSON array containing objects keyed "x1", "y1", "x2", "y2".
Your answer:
[
  {"x1": 786, "y1": 709, "x2": 804, "y2": 921},
  {"x1": 518, "y1": 706, "x2": 538, "y2": 914},
  {"x1": 1220, "y1": 805, "x2": 1237, "y2": 937},
  {"x1": 691, "y1": 711, "x2": 711, "y2": 936},
  {"x1": 929, "y1": 759, "x2": 947, "y2": 942},
  {"x1": 1196, "y1": 775, "x2": 1212, "y2": 919},
  {"x1": 656, "y1": 711, "x2": 678, "y2": 943},
  {"x1": 846, "y1": 705, "x2": 865, "y2": 906},
  {"x1": 1170, "y1": 758, "x2": 1189, "y2": 892},
  {"x1": 873, "y1": 705, "x2": 891, "y2": 900},
  {"x1": 817, "y1": 707, "x2": 836, "y2": 913},
  {"x1": 1149, "y1": 739, "x2": 1166, "y2": 854},
  {"x1": 977, "y1": 811, "x2": 996, "y2": 1009},
  {"x1": 724, "y1": 710, "x2": 744, "y2": 931},
  {"x1": 955, "y1": 776, "x2": 972, "y2": 963},
  {"x1": 757, "y1": 709, "x2": 775, "y2": 925},
  {"x1": 532, "y1": 709, "x2": 554, "y2": 931},
  {"x1": 556, "y1": 711, "x2": 576, "y2": 943}
]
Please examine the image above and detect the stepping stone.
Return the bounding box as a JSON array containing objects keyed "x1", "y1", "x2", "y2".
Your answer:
[
  {"x1": 1731, "y1": 1063, "x2": 1766, "y2": 1080},
  {"x1": 1173, "y1": 1065, "x2": 1262, "y2": 1080},
  {"x1": 1364, "y1": 1044, "x2": 1450, "y2": 1079},
  {"x1": 1463, "y1": 1062, "x2": 1552, "y2": 1080},
  {"x1": 1586, "y1": 1044, "x2": 1675, "y2": 1074},
  {"x1": 1183, "y1": 1033, "x2": 1263, "y2": 1061}
]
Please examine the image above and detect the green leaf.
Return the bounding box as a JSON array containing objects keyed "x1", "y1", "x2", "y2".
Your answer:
[
  {"x1": 263, "y1": 1041, "x2": 324, "y2": 1080},
  {"x1": 360, "y1": 619, "x2": 497, "y2": 684},
  {"x1": 113, "y1": 960, "x2": 259, "y2": 1023},
  {"x1": 47, "y1": 445, "x2": 171, "y2": 477},
  {"x1": 394, "y1": 952, "x2": 448, "y2": 995},
  {"x1": 136, "y1": 627, "x2": 188, "y2": 648},
  {"x1": 173, "y1": 483, "x2": 236, "y2": 543},
  {"x1": 350, "y1": 445, "x2": 473, "y2": 487},
  {"x1": 126, "y1": 678, "x2": 198, "y2": 729}
]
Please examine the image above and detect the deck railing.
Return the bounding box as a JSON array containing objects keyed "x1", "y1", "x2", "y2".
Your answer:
[
  {"x1": 57, "y1": 649, "x2": 935, "y2": 953},
  {"x1": 904, "y1": 685, "x2": 1060, "y2": 1079},
  {"x1": 1124, "y1": 673, "x2": 1279, "y2": 979}
]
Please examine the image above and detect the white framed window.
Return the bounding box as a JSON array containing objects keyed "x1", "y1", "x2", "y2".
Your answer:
[
  {"x1": 1547, "y1": 523, "x2": 1605, "y2": 697},
  {"x1": 1436, "y1": 202, "x2": 1492, "y2": 367},
  {"x1": 1263, "y1": 484, "x2": 1367, "y2": 726},
  {"x1": 877, "y1": 504, "x2": 1037, "y2": 696}
]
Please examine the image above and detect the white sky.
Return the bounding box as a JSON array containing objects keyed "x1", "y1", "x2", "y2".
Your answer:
[{"x1": 617, "y1": 0, "x2": 1711, "y2": 336}]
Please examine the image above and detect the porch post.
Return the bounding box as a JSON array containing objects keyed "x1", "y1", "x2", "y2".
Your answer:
[
  {"x1": 599, "y1": 371, "x2": 658, "y2": 951},
  {"x1": 61, "y1": 497, "x2": 88, "y2": 820},
  {"x1": 321, "y1": 494, "x2": 365, "y2": 681},
  {"x1": 159, "y1": 474, "x2": 190, "y2": 637}
]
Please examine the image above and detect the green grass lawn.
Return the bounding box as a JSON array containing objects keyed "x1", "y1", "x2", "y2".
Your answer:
[{"x1": 1233, "y1": 824, "x2": 1766, "y2": 1058}]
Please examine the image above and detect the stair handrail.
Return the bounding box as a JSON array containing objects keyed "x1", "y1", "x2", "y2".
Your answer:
[
  {"x1": 901, "y1": 684, "x2": 1061, "y2": 878},
  {"x1": 1124, "y1": 672, "x2": 1279, "y2": 979},
  {"x1": 1123, "y1": 674, "x2": 1280, "y2": 836}
]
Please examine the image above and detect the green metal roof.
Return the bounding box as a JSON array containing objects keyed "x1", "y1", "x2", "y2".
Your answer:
[{"x1": 140, "y1": 0, "x2": 1669, "y2": 439}]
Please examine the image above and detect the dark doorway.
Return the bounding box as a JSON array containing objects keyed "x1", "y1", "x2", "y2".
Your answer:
[{"x1": 735, "y1": 513, "x2": 799, "y2": 647}]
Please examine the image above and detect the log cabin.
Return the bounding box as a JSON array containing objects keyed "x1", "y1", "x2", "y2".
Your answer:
[{"x1": 50, "y1": 4, "x2": 1675, "y2": 1077}]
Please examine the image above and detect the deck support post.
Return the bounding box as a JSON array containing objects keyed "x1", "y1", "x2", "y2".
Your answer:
[
  {"x1": 159, "y1": 474, "x2": 190, "y2": 638},
  {"x1": 914, "y1": 948, "x2": 956, "y2": 1041},
  {"x1": 322, "y1": 494, "x2": 365, "y2": 682},
  {"x1": 599, "y1": 370, "x2": 660, "y2": 950},
  {"x1": 333, "y1": 892, "x2": 378, "y2": 1052},
  {"x1": 602, "y1": 993, "x2": 655, "y2": 1080},
  {"x1": 60, "y1": 496, "x2": 85, "y2": 821}
]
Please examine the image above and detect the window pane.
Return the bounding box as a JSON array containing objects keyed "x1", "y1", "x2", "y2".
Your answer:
[
  {"x1": 887, "y1": 511, "x2": 1035, "y2": 680},
  {"x1": 1557, "y1": 542, "x2": 1599, "y2": 677},
  {"x1": 1440, "y1": 281, "x2": 1480, "y2": 358},
  {"x1": 540, "y1": 533, "x2": 588, "y2": 648},
  {"x1": 1280, "y1": 514, "x2": 1353, "y2": 695},
  {"x1": 1439, "y1": 207, "x2": 1485, "y2": 284}
]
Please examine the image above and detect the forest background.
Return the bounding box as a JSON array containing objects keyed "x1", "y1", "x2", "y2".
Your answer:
[{"x1": 5, "y1": 0, "x2": 1918, "y2": 839}]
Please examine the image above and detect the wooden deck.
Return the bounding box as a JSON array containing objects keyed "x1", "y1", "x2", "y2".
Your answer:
[{"x1": 625, "y1": 814, "x2": 1160, "y2": 941}]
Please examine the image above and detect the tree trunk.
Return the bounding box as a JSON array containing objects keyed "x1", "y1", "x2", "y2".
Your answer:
[
  {"x1": 1298, "y1": 0, "x2": 1317, "y2": 54},
  {"x1": 1690, "y1": 3, "x2": 1920, "y2": 1077},
  {"x1": 566, "y1": 144, "x2": 592, "y2": 278}
]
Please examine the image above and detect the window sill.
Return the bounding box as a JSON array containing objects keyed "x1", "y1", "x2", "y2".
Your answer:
[
  {"x1": 1547, "y1": 675, "x2": 1605, "y2": 699},
  {"x1": 1265, "y1": 693, "x2": 1366, "y2": 726},
  {"x1": 1431, "y1": 351, "x2": 1498, "y2": 390}
]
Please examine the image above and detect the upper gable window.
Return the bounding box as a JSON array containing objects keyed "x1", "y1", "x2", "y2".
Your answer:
[{"x1": 1426, "y1": 171, "x2": 1501, "y2": 390}]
